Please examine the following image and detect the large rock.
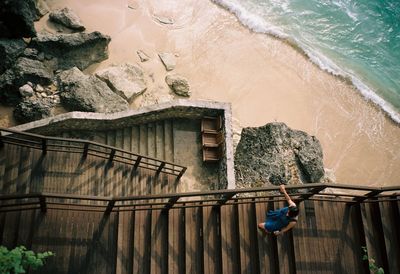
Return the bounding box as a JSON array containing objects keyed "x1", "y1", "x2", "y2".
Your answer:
[
  {"x1": 0, "y1": 39, "x2": 26, "y2": 73},
  {"x1": 0, "y1": 57, "x2": 53, "y2": 104},
  {"x1": 30, "y1": 31, "x2": 111, "y2": 70},
  {"x1": 165, "y1": 74, "x2": 190, "y2": 97},
  {"x1": 13, "y1": 97, "x2": 54, "y2": 123},
  {"x1": 49, "y1": 7, "x2": 85, "y2": 31},
  {"x1": 234, "y1": 122, "x2": 325, "y2": 187},
  {"x1": 96, "y1": 63, "x2": 147, "y2": 102},
  {"x1": 57, "y1": 67, "x2": 129, "y2": 113},
  {"x1": 0, "y1": 0, "x2": 38, "y2": 38}
]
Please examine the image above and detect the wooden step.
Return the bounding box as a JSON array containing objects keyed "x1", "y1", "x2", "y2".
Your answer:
[
  {"x1": 133, "y1": 209, "x2": 151, "y2": 274},
  {"x1": 255, "y1": 199, "x2": 279, "y2": 274},
  {"x1": 379, "y1": 199, "x2": 400, "y2": 273},
  {"x1": 168, "y1": 208, "x2": 185, "y2": 274},
  {"x1": 185, "y1": 206, "x2": 203, "y2": 273},
  {"x1": 202, "y1": 206, "x2": 222, "y2": 274},
  {"x1": 275, "y1": 200, "x2": 296, "y2": 274},
  {"x1": 220, "y1": 204, "x2": 240, "y2": 274},
  {"x1": 150, "y1": 209, "x2": 168, "y2": 274},
  {"x1": 360, "y1": 202, "x2": 388, "y2": 272},
  {"x1": 116, "y1": 211, "x2": 134, "y2": 274},
  {"x1": 237, "y1": 202, "x2": 259, "y2": 274},
  {"x1": 164, "y1": 120, "x2": 174, "y2": 163}
]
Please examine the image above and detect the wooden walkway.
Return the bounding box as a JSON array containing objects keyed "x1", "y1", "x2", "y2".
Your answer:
[
  {"x1": 1, "y1": 128, "x2": 400, "y2": 273},
  {"x1": 1, "y1": 196, "x2": 399, "y2": 274}
]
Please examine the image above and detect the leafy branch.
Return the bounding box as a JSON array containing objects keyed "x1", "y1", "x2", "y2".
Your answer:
[
  {"x1": 0, "y1": 245, "x2": 54, "y2": 274},
  {"x1": 362, "y1": 246, "x2": 384, "y2": 274}
]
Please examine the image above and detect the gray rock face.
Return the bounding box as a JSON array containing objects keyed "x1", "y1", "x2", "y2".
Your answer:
[
  {"x1": 96, "y1": 63, "x2": 147, "y2": 103},
  {"x1": 13, "y1": 97, "x2": 54, "y2": 123},
  {"x1": 234, "y1": 122, "x2": 325, "y2": 186},
  {"x1": 165, "y1": 74, "x2": 190, "y2": 97},
  {"x1": 158, "y1": 53, "x2": 176, "y2": 71},
  {"x1": 30, "y1": 31, "x2": 111, "y2": 70},
  {"x1": 57, "y1": 67, "x2": 129, "y2": 113},
  {"x1": 35, "y1": 0, "x2": 50, "y2": 17},
  {"x1": 0, "y1": 0, "x2": 38, "y2": 38},
  {"x1": 0, "y1": 39, "x2": 26, "y2": 73},
  {"x1": 0, "y1": 57, "x2": 53, "y2": 104},
  {"x1": 49, "y1": 7, "x2": 85, "y2": 31}
]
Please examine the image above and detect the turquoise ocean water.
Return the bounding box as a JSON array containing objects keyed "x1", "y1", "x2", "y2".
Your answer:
[{"x1": 212, "y1": 0, "x2": 400, "y2": 123}]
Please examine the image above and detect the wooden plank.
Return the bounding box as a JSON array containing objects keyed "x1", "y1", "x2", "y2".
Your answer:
[
  {"x1": 238, "y1": 202, "x2": 259, "y2": 274},
  {"x1": 2, "y1": 144, "x2": 19, "y2": 194},
  {"x1": 133, "y1": 209, "x2": 151, "y2": 274},
  {"x1": 0, "y1": 143, "x2": 6, "y2": 191},
  {"x1": 16, "y1": 147, "x2": 32, "y2": 194},
  {"x1": 168, "y1": 208, "x2": 185, "y2": 274},
  {"x1": 164, "y1": 120, "x2": 174, "y2": 163},
  {"x1": 202, "y1": 206, "x2": 222, "y2": 274},
  {"x1": 291, "y1": 201, "x2": 308, "y2": 274},
  {"x1": 117, "y1": 210, "x2": 134, "y2": 274},
  {"x1": 220, "y1": 204, "x2": 240, "y2": 274},
  {"x1": 360, "y1": 202, "x2": 388, "y2": 271},
  {"x1": 156, "y1": 121, "x2": 165, "y2": 160},
  {"x1": 150, "y1": 209, "x2": 168, "y2": 274},
  {"x1": 275, "y1": 200, "x2": 296, "y2": 274},
  {"x1": 185, "y1": 206, "x2": 203, "y2": 273},
  {"x1": 255, "y1": 200, "x2": 278, "y2": 274},
  {"x1": 1, "y1": 211, "x2": 20, "y2": 248},
  {"x1": 379, "y1": 200, "x2": 400, "y2": 273}
]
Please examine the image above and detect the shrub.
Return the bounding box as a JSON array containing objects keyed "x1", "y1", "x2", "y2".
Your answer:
[
  {"x1": 362, "y1": 246, "x2": 384, "y2": 274},
  {"x1": 0, "y1": 245, "x2": 54, "y2": 274}
]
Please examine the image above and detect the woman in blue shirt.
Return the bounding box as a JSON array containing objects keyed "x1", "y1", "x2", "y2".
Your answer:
[{"x1": 258, "y1": 184, "x2": 299, "y2": 236}]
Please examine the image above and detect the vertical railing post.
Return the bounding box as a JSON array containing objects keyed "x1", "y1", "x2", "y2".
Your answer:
[
  {"x1": 0, "y1": 131, "x2": 3, "y2": 148},
  {"x1": 41, "y1": 139, "x2": 47, "y2": 155},
  {"x1": 39, "y1": 196, "x2": 47, "y2": 213},
  {"x1": 105, "y1": 200, "x2": 115, "y2": 214},
  {"x1": 82, "y1": 143, "x2": 89, "y2": 159}
]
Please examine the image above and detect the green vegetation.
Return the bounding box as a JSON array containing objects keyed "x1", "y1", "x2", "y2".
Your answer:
[
  {"x1": 362, "y1": 246, "x2": 384, "y2": 274},
  {"x1": 0, "y1": 245, "x2": 54, "y2": 274}
]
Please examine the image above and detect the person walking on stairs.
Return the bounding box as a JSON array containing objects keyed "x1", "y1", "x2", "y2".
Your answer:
[{"x1": 258, "y1": 184, "x2": 299, "y2": 236}]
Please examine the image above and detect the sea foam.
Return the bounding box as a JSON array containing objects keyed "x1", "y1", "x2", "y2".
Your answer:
[{"x1": 212, "y1": 0, "x2": 400, "y2": 124}]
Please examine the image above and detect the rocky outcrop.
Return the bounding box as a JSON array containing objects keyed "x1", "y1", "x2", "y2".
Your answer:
[
  {"x1": 57, "y1": 67, "x2": 129, "y2": 113},
  {"x1": 234, "y1": 122, "x2": 325, "y2": 187},
  {"x1": 13, "y1": 97, "x2": 54, "y2": 123},
  {"x1": 0, "y1": 57, "x2": 53, "y2": 104},
  {"x1": 96, "y1": 63, "x2": 147, "y2": 103},
  {"x1": 165, "y1": 74, "x2": 190, "y2": 97},
  {"x1": 30, "y1": 31, "x2": 111, "y2": 70},
  {"x1": 0, "y1": 39, "x2": 26, "y2": 74},
  {"x1": 49, "y1": 7, "x2": 85, "y2": 31},
  {"x1": 159, "y1": 53, "x2": 176, "y2": 71},
  {"x1": 0, "y1": 0, "x2": 38, "y2": 38}
]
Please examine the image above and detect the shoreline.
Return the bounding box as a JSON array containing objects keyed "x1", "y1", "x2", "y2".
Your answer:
[
  {"x1": 212, "y1": 0, "x2": 400, "y2": 125},
  {"x1": 2, "y1": 0, "x2": 400, "y2": 187}
]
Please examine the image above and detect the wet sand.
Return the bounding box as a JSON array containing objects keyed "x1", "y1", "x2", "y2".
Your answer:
[{"x1": 17, "y1": 0, "x2": 400, "y2": 186}]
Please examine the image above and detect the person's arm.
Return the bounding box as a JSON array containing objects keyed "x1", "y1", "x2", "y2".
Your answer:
[
  {"x1": 273, "y1": 222, "x2": 296, "y2": 236},
  {"x1": 279, "y1": 184, "x2": 296, "y2": 207}
]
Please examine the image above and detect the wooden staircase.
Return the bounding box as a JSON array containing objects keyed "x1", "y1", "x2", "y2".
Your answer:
[
  {"x1": 1, "y1": 127, "x2": 400, "y2": 274},
  {"x1": 1, "y1": 186, "x2": 399, "y2": 274}
]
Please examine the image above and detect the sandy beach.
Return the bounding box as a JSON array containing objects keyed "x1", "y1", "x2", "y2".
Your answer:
[{"x1": 7, "y1": 0, "x2": 399, "y2": 187}]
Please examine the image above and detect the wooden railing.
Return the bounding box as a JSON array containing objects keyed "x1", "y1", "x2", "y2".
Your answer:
[
  {"x1": 0, "y1": 127, "x2": 186, "y2": 178},
  {"x1": 1, "y1": 183, "x2": 399, "y2": 213}
]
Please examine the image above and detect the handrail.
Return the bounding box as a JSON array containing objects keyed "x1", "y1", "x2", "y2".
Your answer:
[
  {"x1": 0, "y1": 127, "x2": 186, "y2": 178},
  {"x1": 1, "y1": 183, "x2": 399, "y2": 213}
]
